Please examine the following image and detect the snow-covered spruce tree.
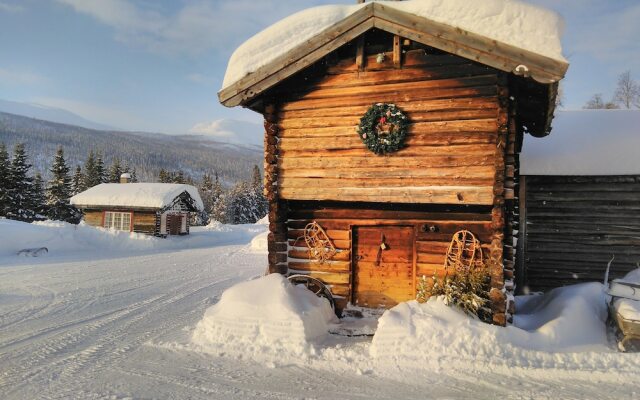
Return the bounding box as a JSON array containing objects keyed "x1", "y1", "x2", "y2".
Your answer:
[
  {"x1": 0, "y1": 142, "x2": 10, "y2": 217},
  {"x1": 6, "y1": 143, "x2": 36, "y2": 221},
  {"x1": 158, "y1": 168, "x2": 169, "y2": 183},
  {"x1": 94, "y1": 153, "x2": 107, "y2": 184},
  {"x1": 212, "y1": 171, "x2": 223, "y2": 203},
  {"x1": 210, "y1": 187, "x2": 233, "y2": 224},
  {"x1": 212, "y1": 180, "x2": 267, "y2": 225},
  {"x1": 32, "y1": 173, "x2": 47, "y2": 220},
  {"x1": 108, "y1": 158, "x2": 122, "y2": 183},
  {"x1": 83, "y1": 151, "x2": 99, "y2": 188},
  {"x1": 71, "y1": 165, "x2": 86, "y2": 195},
  {"x1": 46, "y1": 147, "x2": 81, "y2": 223},
  {"x1": 197, "y1": 172, "x2": 214, "y2": 225},
  {"x1": 251, "y1": 164, "x2": 262, "y2": 191},
  {"x1": 175, "y1": 170, "x2": 186, "y2": 184},
  {"x1": 129, "y1": 168, "x2": 138, "y2": 183}
]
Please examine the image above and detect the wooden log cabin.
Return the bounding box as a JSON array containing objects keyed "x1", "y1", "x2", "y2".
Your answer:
[
  {"x1": 219, "y1": 1, "x2": 568, "y2": 325},
  {"x1": 70, "y1": 176, "x2": 203, "y2": 237},
  {"x1": 519, "y1": 110, "x2": 640, "y2": 292}
]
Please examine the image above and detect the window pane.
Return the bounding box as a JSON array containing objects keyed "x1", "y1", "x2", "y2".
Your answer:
[
  {"x1": 105, "y1": 212, "x2": 112, "y2": 228},
  {"x1": 123, "y1": 213, "x2": 131, "y2": 231}
]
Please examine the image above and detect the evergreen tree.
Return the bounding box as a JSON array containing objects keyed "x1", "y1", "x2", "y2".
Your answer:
[
  {"x1": 212, "y1": 171, "x2": 223, "y2": 203},
  {"x1": 71, "y1": 165, "x2": 86, "y2": 195},
  {"x1": 175, "y1": 170, "x2": 185, "y2": 184},
  {"x1": 6, "y1": 143, "x2": 36, "y2": 221},
  {"x1": 130, "y1": 168, "x2": 138, "y2": 183},
  {"x1": 159, "y1": 168, "x2": 169, "y2": 183},
  {"x1": 251, "y1": 164, "x2": 262, "y2": 191},
  {"x1": 108, "y1": 158, "x2": 123, "y2": 183},
  {"x1": 32, "y1": 173, "x2": 47, "y2": 219},
  {"x1": 83, "y1": 151, "x2": 98, "y2": 188},
  {"x1": 95, "y1": 153, "x2": 106, "y2": 184},
  {"x1": 0, "y1": 142, "x2": 10, "y2": 217},
  {"x1": 211, "y1": 180, "x2": 267, "y2": 225},
  {"x1": 46, "y1": 147, "x2": 81, "y2": 223},
  {"x1": 197, "y1": 172, "x2": 214, "y2": 225}
]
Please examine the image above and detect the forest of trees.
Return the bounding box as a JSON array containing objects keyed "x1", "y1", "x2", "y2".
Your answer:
[
  {"x1": 583, "y1": 71, "x2": 640, "y2": 110},
  {"x1": 0, "y1": 111, "x2": 261, "y2": 183},
  {"x1": 0, "y1": 141, "x2": 267, "y2": 226},
  {"x1": 0, "y1": 143, "x2": 80, "y2": 223}
]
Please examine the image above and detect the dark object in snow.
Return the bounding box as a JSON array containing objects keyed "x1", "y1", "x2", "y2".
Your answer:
[
  {"x1": 287, "y1": 274, "x2": 336, "y2": 315},
  {"x1": 17, "y1": 247, "x2": 48, "y2": 257}
]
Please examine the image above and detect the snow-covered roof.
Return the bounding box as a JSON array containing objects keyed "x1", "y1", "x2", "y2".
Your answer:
[
  {"x1": 221, "y1": 0, "x2": 566, "y2": 93},
  {"x1": 70, "y1": 183, "x2": 204, "y2": 211},
  {"x1": 521, "y1": 110, "x2": 640, "y2": 176}
]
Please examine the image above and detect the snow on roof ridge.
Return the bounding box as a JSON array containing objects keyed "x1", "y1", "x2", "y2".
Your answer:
[
  {"x1": 70, "y1": 182, "x2": 204, "y2": 211},
  {"x1": 221, "y1": 0, "x2": 566, "y2": 90}
]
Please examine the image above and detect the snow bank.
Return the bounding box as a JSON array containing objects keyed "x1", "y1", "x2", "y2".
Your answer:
[
  {"x1": 249, "y1": 231, "x2": 268, "y2": 253},
  {"x1": 222, "y1": 0, "x2": 565, "y2": 89},
  {"x1": 522, "y1": 110, "x2": 640, "y2": 175},
  {"x1": 70, "y1": 183, "x2": 204, "y2": 211},
  {"x1": 192, "y1": 274, "x2": 335, "y2": 359},
  {"x1": 0, "y1": 219, "x2": 267, "y2": 262},
  {"x1": 371, "y1": 283, "x2": 614, "y2": 369},
  {"x1": 612, "y1": 268, "x2": 640, "y2": 321}
]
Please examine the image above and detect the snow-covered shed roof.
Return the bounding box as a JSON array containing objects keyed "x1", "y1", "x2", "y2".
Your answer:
[
  {"x1": 521, "y1": 110, "x2": 640, "y2": 176},
  {"x1": 219, "y1": 0, "x2": 568, "y2": 108},
  {"x1": 70, "y1": 183, "x2": 204, "y2": 211}
]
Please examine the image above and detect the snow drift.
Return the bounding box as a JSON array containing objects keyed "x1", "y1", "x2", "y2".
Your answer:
[
  {"x1": 370, "y1": 283, "x2": 633, "y2": 372},
  {"x1": 192, "y1": 274, "x2": 335, "y2": 359},
  {"x1": 0, "y1": 219, "x2": 267, "y2": 262},
  {"x1": 611, "y1": 268, "x2": 640, "y2": 321}
]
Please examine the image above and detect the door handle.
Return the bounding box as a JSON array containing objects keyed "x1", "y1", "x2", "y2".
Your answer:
[{"x1": 355, "y1": 255, "x2": 363, "y2": 261}]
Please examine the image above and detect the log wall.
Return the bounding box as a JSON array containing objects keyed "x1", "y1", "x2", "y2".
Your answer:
[
  {"x1": 286, "y1": 201, "x2": 494, "y2": 313},
  {"x1": 523, "y1": 175, "x2": 640, "y2": 291},
  {"x1": 81, "y1": 209, "x2": 159, "y2": 236},
  {"x1": 273, "y1": 50, "x2": 502, "y2": 206},
  {"x1": 260, "y1": 43, "x2": 518, "y2": 324}
]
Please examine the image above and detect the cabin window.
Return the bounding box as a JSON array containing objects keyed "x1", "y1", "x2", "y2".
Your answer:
[{"x1": 104, "y1": 211, "x2": 132, "y2": 231}]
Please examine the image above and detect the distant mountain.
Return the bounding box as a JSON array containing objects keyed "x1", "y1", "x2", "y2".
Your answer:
[
  {"x1": 0, "y1": 99, "x2": 116, "y2": 131},
  {"x1": 0, "y1": 112, "x2": 262, "y2": 184},
  {"x1": 189, "y1": 119, "x2": 263, "y2": 149}
]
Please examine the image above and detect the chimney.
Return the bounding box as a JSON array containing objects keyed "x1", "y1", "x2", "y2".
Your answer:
[{"x1": 120, "y1": 173, "x2": 131, "y2": 184}]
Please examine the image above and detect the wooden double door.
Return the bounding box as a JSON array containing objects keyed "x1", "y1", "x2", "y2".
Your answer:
[{"x1": 352, "y1": 225, "x2": 415, "y2": 308}]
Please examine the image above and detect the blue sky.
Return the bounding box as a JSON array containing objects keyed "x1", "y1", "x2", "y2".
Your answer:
[{"x1": 0, "y1": 0, "x2": 639, "y2": 134}]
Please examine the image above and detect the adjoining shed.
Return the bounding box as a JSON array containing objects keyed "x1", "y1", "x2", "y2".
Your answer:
[
  {"x1": 219, "y1": 0, "x2": 568, "y2": 325},
  {"x1": 519, "y1": 110, "x2": 640, "y2": 292},
  {"x1": 70, "y1": 179, "x2": 203, "y2": 237}
]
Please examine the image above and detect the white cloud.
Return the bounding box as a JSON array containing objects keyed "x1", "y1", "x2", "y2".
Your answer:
[
  {"x1": 0, "y1": 67, "x2": 47, "y2": 85},
  {"x1": 56, "y1": 0, "x2": 333, "y2": 57},
  {"x1": 0, "y1": 1, "x2": 25, "y2": 13},
  {"x1": 189, "y1": 119, "x2": 262, "y2": 147}
]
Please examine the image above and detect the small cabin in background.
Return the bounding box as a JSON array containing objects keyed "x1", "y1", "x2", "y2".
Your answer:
[
  {"x1": 70, "y1": 176, "x2": 203, "y2": 237},
  {"x1": 519, "y1": 110, "x2": 640, "y2": 292},
  {"x1": 219, "y1": 1, "x2": 568, "y2": 325}
]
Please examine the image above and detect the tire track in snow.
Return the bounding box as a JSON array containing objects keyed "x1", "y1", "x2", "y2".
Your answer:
[{"x1": 1, "y1": 244, "x2": 265, "y2": 399}]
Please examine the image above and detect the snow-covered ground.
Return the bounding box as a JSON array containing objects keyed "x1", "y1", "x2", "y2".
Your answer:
[{"x1": 1, "y1": 220, "x2": 640, "y2": 399}]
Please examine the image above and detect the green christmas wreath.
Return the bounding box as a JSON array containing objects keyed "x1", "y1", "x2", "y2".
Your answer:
[{"x1": 357, "y1": 103, "x2": 409, "y2": 155}]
